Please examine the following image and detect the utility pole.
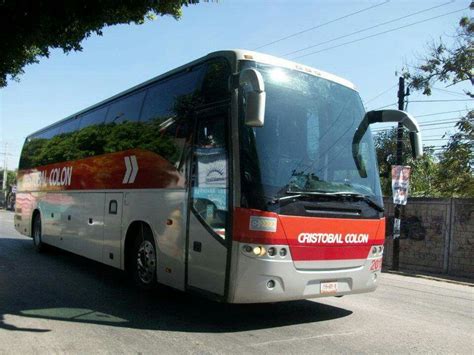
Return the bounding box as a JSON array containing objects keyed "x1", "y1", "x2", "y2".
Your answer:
[
  {"x1": 392, "y1": 77, "x2": 405, "y2": 271},
  {"x1": 2, "y1": 143, "x2": 7, "y2": 190}
]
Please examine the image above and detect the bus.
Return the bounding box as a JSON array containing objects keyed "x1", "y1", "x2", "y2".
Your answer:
[{"x1": 14, "y1": 50, "x2": 422, "y2": 303}]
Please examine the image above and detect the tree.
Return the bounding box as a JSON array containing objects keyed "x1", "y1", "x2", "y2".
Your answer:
[
  {"x1": 0, "y1": 170, "x2": 17, "y2": 188},
  {"x1": 404, "y1": 3, "x2": 473, "y2": 97},
  {"x1": 0, "y1": 1, "x2": 203, "y2": 87},
  {"x1": 436, "y1": 111, "x2": 474, "y2": 197},
  {"x1": 402, "y1": 3, "x2": 473, "y2": 197},
  {"x1": 374, "y1": 128, "x2": 439, "y2": 197}
]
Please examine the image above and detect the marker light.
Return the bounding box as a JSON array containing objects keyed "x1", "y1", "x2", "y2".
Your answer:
[
  {"x1": 370, "y1": 245, "x2": 384, "y2": 257},
  {"x1": 267, "y1": 247, "x2": 276, "y2": 257},
  {"x1": 279, "y1": 248, "x2": 287, "y2": 257},
  {"x1": 243, "y1": 245, "x2": 252, "y2": 253}
]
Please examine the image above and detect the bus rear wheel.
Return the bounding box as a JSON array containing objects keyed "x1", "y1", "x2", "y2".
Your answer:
[
  {"x1": 33, "y1": 214, "x2": 45, "y2": 253},
  {"x1": 132, "y1": 235, "x2": 157, "y2": 290}
]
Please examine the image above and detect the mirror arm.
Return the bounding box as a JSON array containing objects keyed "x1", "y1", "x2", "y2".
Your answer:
[
  {"x1": 352, "y1": 118, "x2": 369, "y2": 178},
  {"x1": 352, "y1": 109, "x2": 423, "y2": 178}
]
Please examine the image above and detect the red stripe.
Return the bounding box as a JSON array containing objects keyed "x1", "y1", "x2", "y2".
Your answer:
[
  {"x1": 233, "y1": 207, "x2": 386, "y2": 261},
  {"x1": 290, "y1": 245, "x2": 372, "y2": 260},
  {"x1": 17, "y1": 149, "x2": 184, "y2": 191}
]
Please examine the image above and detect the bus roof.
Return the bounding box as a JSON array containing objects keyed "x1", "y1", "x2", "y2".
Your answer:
[
  {"x1": 27, "y1": 49, "x2": 356, "y2": 138},
  {"x1": 231, "y1": 49, "x2": 356, "y2": 90}
]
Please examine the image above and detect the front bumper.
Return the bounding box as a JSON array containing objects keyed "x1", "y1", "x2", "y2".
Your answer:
[{"x1": 228, "y1": 242, "x2": 382, "y2": 303}]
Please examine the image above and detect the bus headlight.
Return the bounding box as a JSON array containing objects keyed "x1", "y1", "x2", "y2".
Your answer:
[{"x1": 253, "y1": 246, "x2": 266, "y2": 256}]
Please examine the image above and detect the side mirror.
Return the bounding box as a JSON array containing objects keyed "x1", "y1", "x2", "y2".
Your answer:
[
  {"x1": 239, "y1": 68, "x2": 266, "y2": 127},
  {"x1": 353, "y1": 109, "x2": 423, "y2": 177}
]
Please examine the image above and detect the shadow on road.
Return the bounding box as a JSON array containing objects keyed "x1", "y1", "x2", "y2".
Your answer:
[{"x1": 0, "y1": 237, "x2": 352, "y2": 333}]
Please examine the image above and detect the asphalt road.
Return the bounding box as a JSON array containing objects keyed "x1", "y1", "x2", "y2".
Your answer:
[{"x1": 0, "y1": 210, "x2": 473, "y2": 354}]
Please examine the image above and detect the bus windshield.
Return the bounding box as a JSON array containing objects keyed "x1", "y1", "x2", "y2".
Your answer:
[{"x1": 239, "y1": 62, "x2": 382, "y2": 211}]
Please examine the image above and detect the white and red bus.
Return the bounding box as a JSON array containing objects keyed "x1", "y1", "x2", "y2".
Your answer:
[{"x1": 15, "y1": 50, "x2": 422, "y2": 303}]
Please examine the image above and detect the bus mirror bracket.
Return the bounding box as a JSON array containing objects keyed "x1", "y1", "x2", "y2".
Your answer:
[
  {"x1": 239, "y1": 68, "x2": 266, "y2": 127},
  {"x1": 352, "y1": 109, "x2": 423, "y2": 177}
]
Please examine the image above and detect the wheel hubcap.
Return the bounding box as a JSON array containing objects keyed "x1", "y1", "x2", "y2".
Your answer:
[{"x1": 136, "y1": 240, "x2": 156, "y2": 284}]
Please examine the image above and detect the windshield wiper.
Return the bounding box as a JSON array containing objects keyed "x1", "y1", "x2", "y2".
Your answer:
[
  {"x1": 272, "y1": 190, "x2": 384, "y2": 212},
  {"x1": 323, "y1": 191, "x2": 384, "y2": 212}
]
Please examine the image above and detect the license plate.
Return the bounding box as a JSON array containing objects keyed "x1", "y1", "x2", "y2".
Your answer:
[{"x1": 321, "y1": 281, "x2": 338, "y2": 294}]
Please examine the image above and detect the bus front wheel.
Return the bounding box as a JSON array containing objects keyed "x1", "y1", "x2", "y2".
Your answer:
[
  {"x1": 33, "y1": 214, "x2": 45, "y2": 253},
  {"x1": 132, "y1": 234, "x2": 157, "y2": 290}
]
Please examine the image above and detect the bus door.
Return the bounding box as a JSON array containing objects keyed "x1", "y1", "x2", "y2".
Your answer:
[{"x1": 186, "y1": 111, "x2": 230, "y2": 297}]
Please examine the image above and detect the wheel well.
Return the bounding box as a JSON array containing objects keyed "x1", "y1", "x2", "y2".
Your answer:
[
  {"x1": 31, "y1": 209, "x2": 40, "y2": 237},
  {"x1": 124, "y1": 221, "x2": 154, "y2": 272}
]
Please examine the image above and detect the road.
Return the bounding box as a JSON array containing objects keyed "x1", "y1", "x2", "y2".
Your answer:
[{"x1": 0, "y1": 210, "x2": 472, "y2": 354}]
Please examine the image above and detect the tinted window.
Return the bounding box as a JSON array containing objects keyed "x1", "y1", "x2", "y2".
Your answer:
[
  {"x1": 201, "y1": 59, "x2": 231, "y2": 103},
  {"x1": 79, "y1": 106, "x2": 108, "y2": 129},
  {"x1": 19, "y1": 137, "x2": 42, "y2": 169},
  {"x1": 105, "y1": 91, "x2": 146, "y2": 124},
  {"x1": 141, "y1": 67, "x2": 204, "y2": 123},
  {"x1": 37, "y1": 126, "x2": 60, "y2": 139},
  {"x1": 59, "y1": 118, "x2": 80, "y2": 135}
]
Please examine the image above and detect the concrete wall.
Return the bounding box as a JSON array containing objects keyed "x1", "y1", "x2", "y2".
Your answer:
[{"x1": 383, "y1": 198, "x2": 474, "y2": 279}]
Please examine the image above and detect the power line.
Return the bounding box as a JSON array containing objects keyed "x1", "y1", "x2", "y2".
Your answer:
[
  {"x1": 424, "y1": 138, "x2": 449, "y2": 141},
  {"x1": 284, "y1": 1, "x2": 454, "y2": 57},
  {"x1": 372, "y1": 102, "x2": 398, "y2": 110},
  {"x1": 432, "y1": 87, "x2": 468, "y2": 97},
  {"x1": 423, "y1": 134, "x2": 453, "y2": 138},
  {"x1": 420, "y1": 120, "x2": 460, "y2": 127},
  {"x1": 407, "y1": 99, "x2": 473, "y2": 103},
  {"x1": 416, "y1": 109, "x2": 469, "y2": 117},
  {"x1": 292, "y1": 8, "x2": 467, "y2": 59},
  {"x1": 364, "y1": 84, "x2": 398, "y2": 104},
  {"x1": 252, "y1": 1, "x2": 390, "y2": 50},
  {"x1": 418, "y1": 126, "x2": 457, "y2": 132},
  {"x1": 372, "y1": 118, "x2": 460, "y2": 132},
  {"x1": 420, "y1": 117, "x2": 461, "y2": 124},
  {"x1": 373, "y1": 123, "x2": 458, "y2": 132}
]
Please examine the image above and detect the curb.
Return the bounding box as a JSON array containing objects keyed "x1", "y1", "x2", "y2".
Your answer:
[{"x1": 382, "y1": 269, "x2": 474, "y2": 287}]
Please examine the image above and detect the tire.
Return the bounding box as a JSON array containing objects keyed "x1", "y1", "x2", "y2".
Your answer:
[
  {"x1": 131, "y1": 233, "x2": 157, "y2": 290},
  {"x1": 32, "y1": 214, "x2": 45, "y2": 253}
]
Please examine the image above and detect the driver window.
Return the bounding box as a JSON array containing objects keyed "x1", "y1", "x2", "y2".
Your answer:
[{"x1": 191, "y1": 117, "x2": 228, "y2": 239}]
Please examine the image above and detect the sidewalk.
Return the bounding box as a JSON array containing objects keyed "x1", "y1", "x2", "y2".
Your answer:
[{"x1": 382, "y1": 268, "x2": 474, "y2": 287}]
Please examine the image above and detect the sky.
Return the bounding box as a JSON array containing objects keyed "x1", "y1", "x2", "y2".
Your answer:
[{"x1": 1, "y1": 0, "x2": 472, "y2": 170}]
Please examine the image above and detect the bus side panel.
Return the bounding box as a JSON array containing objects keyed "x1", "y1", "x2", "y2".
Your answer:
[
  {"x1": 14, "y1": 191, "x2": 38, "y2": 237},
  {"x1": 73, "y1": 192, "x2": 105, "y2": 263},
  {"x1": 35, "y1": 191, "x2": 105, "y2": 264},
  {"x1": 122, "y1": 189, "x2": 187, "y2": 291}
]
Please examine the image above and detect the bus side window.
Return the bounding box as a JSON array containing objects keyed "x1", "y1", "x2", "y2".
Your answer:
[
  {"x1": 105, "y1": 90, "x2": 146, "y2": 125},
  {"x1": 138, "y1": 67, "x2": 203, "y2": 165},
  {"x1": 78, "y1": 106, "x2": 108, "y2": 129},
  {"x1": 140, "y1": 66, "x2": 204, "y2": 124},
  {"x1": 58, "y1": 117, "x2": 80, "y2": 135},
  {"x1": 201, "y1": 58, "x2": 231, "y2": 104},
  {"x1": 159, "y1": 118, "x2": 193, "y2": 169}
]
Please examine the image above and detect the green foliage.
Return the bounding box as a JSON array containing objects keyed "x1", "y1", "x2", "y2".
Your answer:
[
  {"x1": 401, "y1": 4, "x2": 473, "y2": 197},
  {"x1": 20, "y1": 118, "x2": 182, "y2": 170},
  {"x1": 374, "y1": 128, "x2": 440, "y2": 197},
  {"x1": 0, "y1": 1, "x2": 203, "y2": 87},
  {"x1": 436, "y1": 111, "x2": 474, "y2": 197},
  {"x1": 374, "y1": 121, "x2": 474, "y2": 198},
  {"x1": 403, "y1": 4, "x2": 474, "y2": 97},
  {"x1": 0, "y1": 170, "x2": 16, "y2": 188}
]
